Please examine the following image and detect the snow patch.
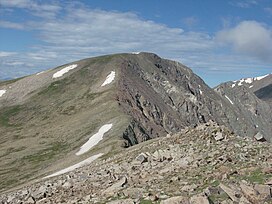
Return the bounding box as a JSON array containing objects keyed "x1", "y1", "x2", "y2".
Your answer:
[
  {"x1": 249, "y1": 85, "x2": 253, "y2": 88},
  {"x1": 0, "y1": 90, "x2": 6, "y2": 97},
  {"x1": 225, "y1": 95, "x2": 234, "y2": 105},
  {"x1": 244, "y1": 78, "x2": 253, "y2": 83},
  {"x1": 36, "y1": 71, "x2": 45, "y2": 75},
  {"x1": 254, "y1": 74, "x2": 269, "y2": 80},
  {"x1": 53, "y1": 64, "x2": 78, "y2": 78},
  {"x1": 76, "y1": 124, "x2": 113, "y2": 156},
  {"x1": 131, "y1": 52, "x2": 140, "y2": 54},
  {"x1": 44, "y1": 153, "x2": 103, "y2": 178},
  {"x1": 199, "y1": 89, "x2": 203, "y2": 95},
  {"x1": 101, "y1": 71, "x2": 115, "y2": 87},
  {"x1": 233, "y1": 74, "x2": 270, "y2": 87}
]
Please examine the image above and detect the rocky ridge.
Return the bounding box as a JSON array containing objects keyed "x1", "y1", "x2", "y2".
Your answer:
[
  {"x1": 1, "y1": 122, "x2": 271, "y2": 204},
  {"x1": 215, "y1": 73, "x2": 272, "y2": 142}
]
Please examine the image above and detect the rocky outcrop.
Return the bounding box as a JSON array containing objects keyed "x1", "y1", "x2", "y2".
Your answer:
[
  {"x1": 1, "y1": 122, "x2": 271, "y2": 203},
  {"x1": 215, "y1": 74, "x2": 272, "y2": 141}
]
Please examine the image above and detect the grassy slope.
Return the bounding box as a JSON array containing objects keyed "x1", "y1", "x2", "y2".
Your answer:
[{"x1": 0, "y1": 54, "x2": 130, "y2": 192}]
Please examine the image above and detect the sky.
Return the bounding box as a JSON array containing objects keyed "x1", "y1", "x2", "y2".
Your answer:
[{"x1": 0, "y1": 0, "x2": 271, "y2": 87}]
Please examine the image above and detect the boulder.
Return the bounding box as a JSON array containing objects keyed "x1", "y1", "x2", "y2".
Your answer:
[
  {"x1": 135, "y1": 153, "x2": 148, "y2": 164},
  {"x1": 160, "y1": 196, "x2": 190, "y2": 204},
  {"x1": 190, "y1": 194, "x2": 210, "y2": 204},
  {"x1": 107, "y1": 198, "x2": 134, "y2": 204},
  {"x1": 214, "y1": 132, "x2": 224, "y2": 141}
]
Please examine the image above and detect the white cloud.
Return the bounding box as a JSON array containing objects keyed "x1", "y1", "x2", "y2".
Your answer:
[
  {"x1": 0, "y1": 0, "x2": 61, "y2": 18},
  {"x1": 216, "y1": 21, "x2": 272, "y2": 62},
  {"x1": 0, "y1": 1, "x2": 271, "y2": 87},
  {"x1": 0, "y1": 20, "x2": 24, "y2": 29},
  {"x1": 0, "y1": 51, "x2": 17, "y2": 57},
  {"x1": 229, "y1": 0, "x2": 258, "y2": 8}
]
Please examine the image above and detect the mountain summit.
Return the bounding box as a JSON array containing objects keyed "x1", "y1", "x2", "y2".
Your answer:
[{"x1": 0, "y1": 52, "x2": 271, "y2": 192}]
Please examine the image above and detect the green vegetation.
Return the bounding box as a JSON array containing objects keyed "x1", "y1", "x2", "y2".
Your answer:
[
  {"x1": 0, "y1": 105, "x2": 22, "y2": 127},
  {"x1": 233, "y1": 168, "x2": 272, "y2": 184},
  {"x1": 22, "y1": 142, "x2": 69, "y2": 165},
  {"x1": 37, "y1": 80, "x2": 67, "y2": 96},
  {"x1": 0, "y1": 76, "x2": 25, "y2": 86},
  {"x1": 209, "y1": 192, "x2": 230, "y2": 203},
  {"x1": 140, "y1": 200, "x2": 155, "y2": 204}
]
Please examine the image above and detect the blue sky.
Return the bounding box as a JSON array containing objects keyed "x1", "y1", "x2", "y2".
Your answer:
[{"x1": 0, "y1": 0, "x2": 271, "y2": 87}]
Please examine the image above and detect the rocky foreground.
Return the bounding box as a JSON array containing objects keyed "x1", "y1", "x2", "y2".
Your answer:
[{"x1": 1, "y1": 122, "x2": 272, "y2": 204}]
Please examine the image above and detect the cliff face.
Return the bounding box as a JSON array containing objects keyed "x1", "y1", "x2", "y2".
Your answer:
[{"x1": 115, "y1": 53, "x2": 269, "y2": 145}]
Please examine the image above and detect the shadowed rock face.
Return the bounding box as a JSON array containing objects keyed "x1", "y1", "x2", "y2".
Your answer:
[
  {"x1": 255, "y1": 84, "x2": 272, "y2": 103},
  {"x1": 115, "y1": 53, "x2": 271, "y2": 144}
]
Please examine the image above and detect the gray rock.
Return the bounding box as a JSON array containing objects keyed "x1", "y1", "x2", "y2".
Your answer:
[
  {"x1": 190, "y1": 194, "x2": 210, "y2": 204},
  {"x1": 107, "y1": 198, "x2": 134, "y2": 204},
  {"x1": 214, "y1": 132, "x2": 224, "y2": 141},
  {"x1": 254, "y1": 132, "x2": 266, "y2": 142},
  {"x1": 219, "y1": 183, "x2": 240, "y2": 202},
  {"x1": 135, "y1": 153, "x2": 148, "y2": 164},
  {"x1": 254, "y1": 184, "x2": 271, "y2": 200},
  {"x1": 160, "y1": 196, "x2": 190, "y2": 204}
]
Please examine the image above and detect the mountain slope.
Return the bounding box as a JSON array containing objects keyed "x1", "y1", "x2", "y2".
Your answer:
[
  {"x1": 215, "y1": 74, "x2": 272, "y2": 142},
  {"x1": 1, "y1": 122, "x2": 272, "y2": 203},
  {"x1": 0, "y1": 52, "x2": 271, "y2": 192}
]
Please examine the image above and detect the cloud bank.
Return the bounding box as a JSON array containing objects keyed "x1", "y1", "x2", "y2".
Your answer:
[
  {"x1": 216, "y1": 21, "x2": 272, "y2": 62},
  {"x1": 0, "y1": 0, "x2": 271, "y2": 86}
]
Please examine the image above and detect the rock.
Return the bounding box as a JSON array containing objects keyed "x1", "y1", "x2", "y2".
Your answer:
[
  {"x1": 219, "y1": 183, "x2": 240, "y2": 202},
  {"x1": 135, "y1": 153, "x2": 148, "y2": 164},
  {"x1": 181, "y1": 184, "x2": 198, "y2": 192},
  {"x1": 103, "y1": 177, "x2": 127, "y2": 196},
  {"x1": 239, "y1": 182, "x2": 258, "y2": 203},
  {"x1": 190, "y1": 194, "x2": 210, "y2": 204},
  {"x1": 214, "y1": 132, "x2": 224, "y2": 141},
  {"x1": 62, "y1": 181, "x2": 72, "y2": 188},
  {"x1": 265, "y1": 178, "x2": 272, "y2": 185},
  {"x1": 220, "y1": 200, "x2": 234, "y2": 204},
  {"x1": 254, "y1": 184, "x2": 271, "y2": 200},
  {"x1": 25, "y1": 196, "x2": 35, "y2": 204},
  {"x1": 254, "y1": 132, "x2": 266, "y2": 142},
  {"x1": 160, "y1": 196, "x2": 190, "y2": 204},
  {"x1": 107, "y1": 198, "x2": 134, "y2": 204},
  {"x1": 262, "y1": 167, "x2": 272, "y2": 174},
  {"x1": 122, "y1": 187, "x2": 145, "y2": 199}
]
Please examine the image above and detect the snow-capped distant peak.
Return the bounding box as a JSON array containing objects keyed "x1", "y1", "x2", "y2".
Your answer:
[
  {"x1": 254, "y1": 74, "x2": 269, "y2": 81},
  {"x1": 131, "y1": 52, "x2": 140, "y2": 54},
  {"x1": 101, "y1": 71, "x2": 115, "y2": 87},
  {"x1": 53, "y1": 64, "x2": 78, "y2": 79},
  {"x1": 231, "y1": 73, "x2": 270, "y2": 88},
  {"x1": 0, "y1": 90, "x2": 6, "y2": 97}
]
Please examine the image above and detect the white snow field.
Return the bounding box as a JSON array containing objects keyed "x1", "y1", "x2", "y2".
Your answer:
[
  {"x1": 232, "y1": 74, "x2": 270, "y2": 88},
  {"x1": 225, "y1": 95, "x2": 234, "y2": 105},
  {"x1": 131, "y1": 52, "x2": 140, "y2": 54},
  {"x1": 101, "y1": 71, "x2": 115, "y2": 86},
  {"x1": 0, "y1": 90, "x2": 6, "y2": 97},
  {"x1": 44, "y1": 153, "x2": 103, "y2": 178},
  {"x1": 76, "y1": 124, "x2": 113, "y2": 156},
  {"x1": 53, "y1": 64, "x2": 78, "y2": 78}
]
